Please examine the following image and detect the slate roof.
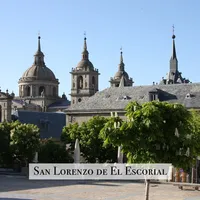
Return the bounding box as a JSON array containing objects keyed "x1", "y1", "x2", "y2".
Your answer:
[
  {"x1": 66, "y1": 83, "x2": 200, "y2": 112},
  {"x1": 12, "y1": 99, "x2": 40, "y2": 107},
  {"x1": 48, "y1": 99, "x2": 70, "y2": 109},
  {"x1": 12, "y1": 110, "x2": 66, "y2": 139}
]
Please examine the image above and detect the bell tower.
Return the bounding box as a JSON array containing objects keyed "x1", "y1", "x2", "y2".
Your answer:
[{"x1": 70, "y1": 36, "x2": 100, "y2": 105}]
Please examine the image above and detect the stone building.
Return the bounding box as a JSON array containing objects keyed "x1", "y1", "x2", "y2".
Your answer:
[
  {"x1": 16, "y1": 37, "x2": 58, "y2": 111},
  {"x1": 70, "y1": 37, "x2": 100, "y2": 105},
  {"x1": 65, "y1": 33, "x2": 200, "y2": 124},
  {"x1": 0, "y1": 89, "x2": 13, "y2": 122},
  {"x1": 0, "y1": 36, "x2": 70, "y2": 123},
  {"x1": 0, "y1": 32, "x2": 199, "y2": 127}
]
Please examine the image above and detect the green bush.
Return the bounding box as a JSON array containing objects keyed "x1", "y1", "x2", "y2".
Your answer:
[{"x1": 39, "y1": 138, "x2": 73, "y2": 163}]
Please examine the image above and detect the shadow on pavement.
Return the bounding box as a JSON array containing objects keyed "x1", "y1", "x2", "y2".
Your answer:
[
  {"x1": 0, "y1": 176, "x2": 130, "y2": 193},
  {"x1": 0, "y1": 198, "x2": 33, "y2": 200}
]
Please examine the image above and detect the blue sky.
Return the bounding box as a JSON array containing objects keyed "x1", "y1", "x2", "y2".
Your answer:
[{"x1": 0, "y1": 0, "x2": 200, "y2": 99}]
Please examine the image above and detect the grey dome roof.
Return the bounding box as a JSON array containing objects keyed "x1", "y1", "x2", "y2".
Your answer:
[
  {"x1": 76, "y1": 59, "x2": 94, "y2": 70},
  {"x1": 114, "y1": 70, "x2": 129, "y2": 80},
  {"x1": 20, "y1": 36, "x2": 58, "y2": 82},
  {"x1": 22, "y1": 65, "x2": 56, "y2": 81}
]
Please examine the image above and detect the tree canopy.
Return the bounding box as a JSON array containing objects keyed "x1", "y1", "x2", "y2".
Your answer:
[
  {"x1": 61, "y1": 116, "x2": 117, "y2": 163},
  {"x1": 39, "y1": 138, "x2": 73, "y2": 163},
  {"x1": 100, "y1": 101, "x2": 200, "y2": 170},
  {"x1": 10, "y1": 123, "x2": 40, "y2": 166}
]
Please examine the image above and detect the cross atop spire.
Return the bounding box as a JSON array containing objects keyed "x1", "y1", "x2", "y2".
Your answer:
[{"x1": 172, "y1": 24, "x2": 176, "y2": 39}]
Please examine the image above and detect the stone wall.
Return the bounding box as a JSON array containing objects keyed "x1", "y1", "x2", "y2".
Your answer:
[{"x1": 66, "y1": 111, "x2": 127, "y2": 125}]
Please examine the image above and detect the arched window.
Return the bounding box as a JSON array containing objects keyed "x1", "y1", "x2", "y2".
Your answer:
[
  {"x1": 0, "y1": 105, "x2": 1, "y2": 122},
  {"x1": 92, "y1": 76, "x2": 95, "y2": 85},
  {"x1": 39, "y1": 86, "x2": 45, "y2": 96},
  {"x1": 78, "y1": 76, "x2": 83, "y2": 89},
  {"x1": 53, "y1": 87, "x2": 56, "y2": 96},
  {"x1": 27, "y1": 86, "x2": 31, "y2": 96}
]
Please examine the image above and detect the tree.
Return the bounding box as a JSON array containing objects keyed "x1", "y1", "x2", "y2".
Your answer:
[
  {"x1": 0, "y1": 120, "x2": 21, "y2": 167},
  {"x1": 100, "y1": 101, "x2": 200, "y2": 200},
  {"x1": 188, "y1": 110, "x2": 200, "y2": 156},
  {"x1": 101, "y1": 101, "x2": 199, "y2": 168},
  {"x1": 61, "y1": 116, "x2": 117, "y2": 163},
  {"x1": 39, "y1": 138, "x2": 73, "y2": 163},
  {"x1": 10, "y1": 123, "x2": 40, "y2": 166}
]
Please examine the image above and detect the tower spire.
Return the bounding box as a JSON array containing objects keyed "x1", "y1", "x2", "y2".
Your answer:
[
  {"x1": 171, "y1": 25, "x2": 177, "y2": 60},
  {"x1": 82, "y1": 32, "x2": 89, "y2": 60},
  {"x1": 118, "y1": 47, "x2": 124, "y2": 71},
  {"x1": 169, "y1": 25, "x2": 179, "y2": 83},
  {"x1": 120, "y1": 47, "x2": 123, "y2": 63},
  {"x1": 34, "y1": 35, "x2": 45, "y2": 66},
  {"x1": 38, "y1": 32, "x2": 41, "y2": 52},
  {"x1": 83, "y1": 31, "x2": 87, "y2": 50}
]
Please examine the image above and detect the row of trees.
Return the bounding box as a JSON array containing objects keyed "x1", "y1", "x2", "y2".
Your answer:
[
  {"x1": 0, "y1": 121, "x2": 72, "y2": 169},
  {"x1": 61, "y1": 101, "x2": 200, "y2": 170},
  {"x1": 1, "y1": 101, "x2": 200, "y2": 172}
]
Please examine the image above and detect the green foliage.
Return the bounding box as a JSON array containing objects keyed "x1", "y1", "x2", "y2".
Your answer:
[
  {"x1": 10, "y1": 123, "x2": 40, "y2": 166},
  {"x1": 61, "y1": 116, "x2": 117, "y2": 163},
  {"x1": 100, "y1": 116, "x2": 124, "y2": 147},
  {"x1": 0, "y1": 121, "x2": 21, "y2": 167},
  {"x1": 39, "y1": 138, "x2": 73, "y2": 163},
  {"x1": 61, "y1": 122, "x2": 80, "y2": 146},
  {"x1": 101, "y1": 101, "x2": 200, "y2": 170},
  {"x1": 188, "y1": 110, "x2": 200, "y2": 156}
]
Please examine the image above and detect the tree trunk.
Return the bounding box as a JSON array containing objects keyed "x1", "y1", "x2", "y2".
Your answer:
[{"x1": 145, "y1": 179, "x2": 150, "y2": 200}]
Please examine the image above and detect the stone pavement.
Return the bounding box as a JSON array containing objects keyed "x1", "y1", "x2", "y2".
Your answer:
[{"x1": 0, "y1": 175, "x2": 200, "y2": 200}]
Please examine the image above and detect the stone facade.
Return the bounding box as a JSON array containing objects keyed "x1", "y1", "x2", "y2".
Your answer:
[
  {"x1": 70, "y1": 37, "x2": 100, "y2": 105},
  {"x1": 0, "y1": 90, "x2": 13, "y2": 122},
  {"x1": 66, "y1": 110, "x2": 126, "y2": 124},
  {"x1": 65, "y1": 32, "x2": 198, "y2": 125}
]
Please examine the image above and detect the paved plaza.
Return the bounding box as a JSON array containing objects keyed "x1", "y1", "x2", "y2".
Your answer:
[{"x1": 0, "y1": 175, "x2": 200, "y2": 200}]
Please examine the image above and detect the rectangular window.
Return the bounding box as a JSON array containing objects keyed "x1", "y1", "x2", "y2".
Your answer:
[{"x1": 149, "y1": 94, "x2": 157, "y2": 101}]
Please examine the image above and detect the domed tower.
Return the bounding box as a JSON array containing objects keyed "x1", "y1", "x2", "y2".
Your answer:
[
  {"x1": 18, "y1": 36, "x2": 59, "y2": 110},
  {"x1": 110, "y1": 49, "x2": 133, "y2": 87},
  {"x1": 70, "y1": 36, "x2": 100, "y2": 105}
]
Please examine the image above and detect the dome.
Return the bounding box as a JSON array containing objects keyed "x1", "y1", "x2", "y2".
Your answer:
[
  {"x1": 20, "y1": 36, "x2": 57, "y2": 82},
  {"x1": 114, "y1": 70, "x2": 129, "y2": 80},
  {"x1": 76, "y1": 59, "x2": 94, "y2": 71},
  {"x1": 22, "y1": 65, "x2": 56, "y2": 81}
]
